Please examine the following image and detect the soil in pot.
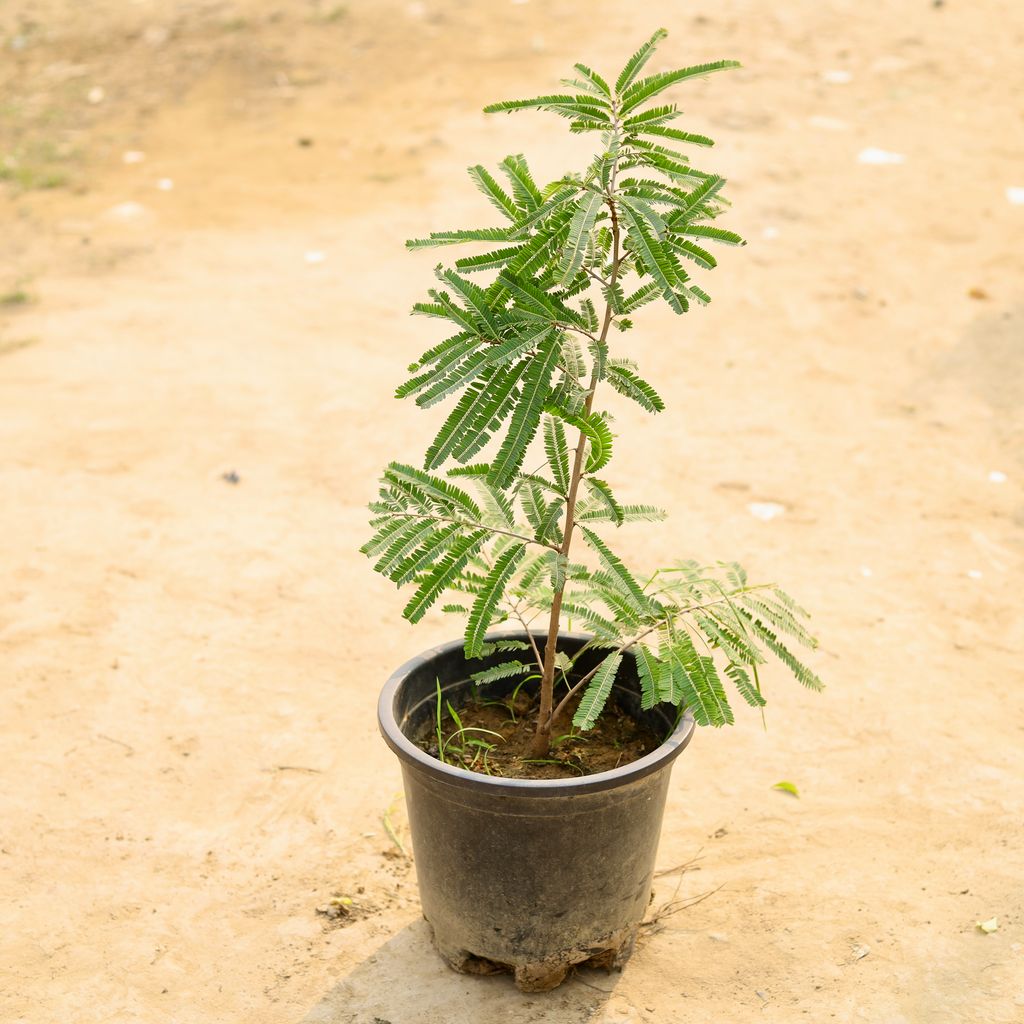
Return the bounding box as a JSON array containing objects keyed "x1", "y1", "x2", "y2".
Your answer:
[{"x1": 414, "y1": 683, "x2": 664, "y2": 780}]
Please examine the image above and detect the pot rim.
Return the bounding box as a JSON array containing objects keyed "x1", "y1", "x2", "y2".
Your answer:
[{"x1": 378, "y1": 630, "x2": 696, "y2": 797}]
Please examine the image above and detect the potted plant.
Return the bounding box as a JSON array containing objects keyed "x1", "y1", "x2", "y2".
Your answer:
[{"x1": 364, "y1": 29, "x2": 822, "y2": 992}]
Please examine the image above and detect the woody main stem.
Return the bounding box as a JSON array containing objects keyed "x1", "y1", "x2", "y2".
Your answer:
[{"x1": 529, "y1": 185, "x2": 622, "y2": 759}]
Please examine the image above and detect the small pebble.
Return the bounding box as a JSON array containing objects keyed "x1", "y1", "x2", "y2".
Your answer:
[
  {"x1": 988, "y1": 470, "x2": 1007, "y2": 484},
  {"x1": 967, "y1": 287, "x2": 989, "y2": 300},
  {"x1": 809, "y1": 115, "x2": 848, "y2": 131},
  {"x1": 858, "y1": 147, "x2": 905, "y2": 165},
  {"x1": 157, "y1": 178, "x2": 174, "y2": 191},
  {"x1": 143, "y1": 25, "x2": 170, "y2": 47},
  {"x1": 859, "y1": 566, "x2": 873, "y2": 578},
  {"x1": 107, "y1": 201, "x2": 146, "y2": 220},
  {"x1": 87, "y1": 86, "x2": 105, "y2": 104},
  {"x1": 304, "y1": 250, "x2": 327, "y2": 264},
  {"x1": 748, "y1": 502, "x2": 786, "y2": 522},
  {"x1": 1006, "y1": 187, "x2": 1024, "y2": 205},
  {"x1": 966, "y1": 569, "x2": 983, "y2": 580},
  {"x1": 762, "y1": 226, "x2": 779, "y2": 240},
  {"x1": 822, "y1": 69, "x2": 853, "y2": 84},
  {"x1": 221, "y1": 470, "x2": 240, "y2": 485},
  {"x1": 852, "y1": 944, "x2": 870, "y2": 960},
  {"x1": 122, "y1": 150, "x2": 146, "y2": 164}
]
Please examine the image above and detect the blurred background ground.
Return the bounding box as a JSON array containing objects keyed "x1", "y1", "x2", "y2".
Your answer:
[{"x1": 1, "y1": 1, "x2": 1022, "y2": 1022}]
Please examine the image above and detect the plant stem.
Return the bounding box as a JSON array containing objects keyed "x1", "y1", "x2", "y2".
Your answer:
[{"x1": 530, "y1": 133, "x2": 622, "y2": 757}]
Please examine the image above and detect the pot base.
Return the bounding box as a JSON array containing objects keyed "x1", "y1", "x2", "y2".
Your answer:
[{"x1": 430, "y1": 919, "x2": 639, "y2": 993}]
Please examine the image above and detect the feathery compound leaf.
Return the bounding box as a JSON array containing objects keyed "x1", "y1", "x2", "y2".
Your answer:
[
  {"x1": 664, "y1": 175, "x2": 727, "y2": 226},
  {"x1": 633, "y1": 643, "x2": 663, "y2": 710},
  {"x1": 424, "y1": 361, "x2": 526, "y2": 469},
  {"x1": 407, "y1": 226, "x2": 518, "y2": 249},
  {"x1": 619, "y1": 60, "x2": 741, "y2": 115},
  {"x1": 570, "y1": 63, "x2": 611, "y2": 97},
  {"x1": 402, "y1": 530, "x2": 490, "y2": 623},
  {"x1": 606, "y1": 363, "x2": 665, "y2": 412},
  {"x1": 385, "y1": 462, "x2": 481, "y2": 518},
  {"x1": 584, "y1": 411, "x2": 614, "y2": 472},
  {"x1": 668, "y1": 238, "x2": 717, "y2": 270},
  {"x1": 471, "y1": 660, "x2": 531, "y2": 684},
  {"x1": 573, "y1": 653, "x2": 623, "y2": 730},
  {"x1": 489, "y1": 330, "x2": 560, "y2": 486},
  {"x1": 454, "y1": 245, "x2": 525, "y2": 273},
  {"x1": 615, "y1": 28, "x2": 668, "y2": 96},
  {"x1": 543, "y1": 415, "x2": 570, "y2": 493},
  {"x1": 467, "y1": 164, "x2": 520, "y2": 220},
  {"x1": 585, "y1": 477, "x2": 624, "y2": 525},
  {"x1": 618, "y1": 202, "x2": 687, "y2": 314},
  {"x1": 558, "y1": 190, "x2": 605, "y2": 284},
  {"x1": 484, "y1": 94, "x2": 611, "y2": 121},
  {"x1": 551, "y1": 409, "x2": 613, "y2": 472},
  {"x1": 632, "y1": 126, "x2": 715, "y2": 147},
  {"x1": 725, "y1": 662, "x2": 766, "y2": 708},
  {"x1": 579, "y1": 527, "x2": 648, "y2": 608},
  {"x1": 675, "y1": 224, "x2": 746, "y2": 246},
  {"x1": 464, "y1": 543, "x2": 526, "y2": 656},
  {"x1": 498, "y1": 154, "x2": 542, "y2": 212}
]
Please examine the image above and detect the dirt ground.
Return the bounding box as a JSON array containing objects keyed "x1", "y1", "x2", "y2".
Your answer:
[{"x1": 2, "y1": 1, "x2": 1023, "y2": 1021}]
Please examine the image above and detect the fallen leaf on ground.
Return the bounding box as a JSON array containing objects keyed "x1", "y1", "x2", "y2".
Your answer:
[{"x1": 772, "y1": 781, "x2": 800, "y2": 798}]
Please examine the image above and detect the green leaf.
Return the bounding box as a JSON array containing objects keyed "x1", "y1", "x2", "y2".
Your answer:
[
  {"x1": 543, "y1": 415, "x2": 570, "y2": 493},
  {"x1": 402, "y1": 530, "x2": 490, "y2": 623},
  {"x1": 498, "y1": 154, "x2": 542, "y2": 211},
  {"x1": 484, "y1": 94, "x2": 611, "y2": 121},
  {"x1": 559, "y1": 190, "x2": 604, "y2": 284},
  {"x1": 634, "y1": 126, "x2": 715, "y2": 147},
  {"x1": 561, "y1": 600, "x2": 621, "y2": 640},
  {"x1": 467, "y1": 164, "x2": 520, "y2": 220},
  {"x1": 535, "y1": 498, "x2": 565, "y2": 544},
  {"x1": 585, "y1": 477, "x2": 623, "y2": 525},
  {"x1": 668, "y1": 238, "x2": 717, "y2": 270},
  {"x1": 391, "y1": 524, "x2": 465, "y2": 584},
  {"x1": 634, "y1": 643, "x2": 663, "y2": 710},
  {"x1": 664, "y1": 175, "x2": 727, "y2": 226},
  {"x1": 570, "y1": 63, "x2": 611, "y2": 97},
  {"x1": 584, "y1": 412, "x2": 613, "y2": 473},
  {"x1": 464, "y1": 543, "x2": 527, "y2": 656},
  {"x1": 414, "y1": 339, "x2": 521, "y2": 410},
  {"x1": 676, "y1": 224, "x2": 746, "y2": 246},
  {"x1": 489, "y1": 330, "x2": 560, "y2": 486},
  {"x1": 620, "y1": 60, "x2": 741, "y2": 116},
  {"x1": 618, "y1": 202, "x2": 687, "y2": 314},
  {"x1": 454, "y1": 245, "x2": 525, "y2": 273},
  {"x1": 385, "y1": 462, "x2": 481, "y2": 518},
  {"x1": 406, "y1": 226, "x2": 518, "y2": 249},
  {"x1": 606, "y1": 364, "x2": 665, "y2": 412},
  {"x1": 573, "y1": 653, "x2": 623, "y2": 730},
  {"x1": 372, "y1": 520, "x2": 437, "y2": 576},
  {"x1": 772, "y1": 780, "x2": 800, "y2": 798},
  {"x1": 621, "y1": 281, "x2": 661, "y2": 313},
  {"x1": 615, "y1": 28, "x2": 668, "y2": 96},
  {"x1": 425, "y1": 361, "x2": 526, "y2": 469},
  {"x1": 471, "y1": 660, "x2": 531, "y2": 684},
  {"x1": 579, "y1": 526, "x2": 648, "y2": 608},
  {"x1": 547, "y1": 550, "x2": 569, "y2": 590},
  {"x1": 361, "y1": 516, "x2": 416, "y2": 558}
]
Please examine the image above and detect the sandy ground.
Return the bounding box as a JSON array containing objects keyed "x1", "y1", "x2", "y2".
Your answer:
[{"x1": 2, "y1": 1, "x2": 1023, "y2": 1021}]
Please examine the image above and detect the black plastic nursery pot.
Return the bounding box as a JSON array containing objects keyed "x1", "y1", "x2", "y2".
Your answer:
[{"x1": 378, "y1": 631, "x2": 696, "y2": 992}]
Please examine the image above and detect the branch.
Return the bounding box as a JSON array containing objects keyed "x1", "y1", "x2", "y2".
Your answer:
[
  {"x1": 545, "y1": 593, "x2": 754, "y2": 730},
  {"x1": 378, "y1": 510, "x2": 560, "y2": 552}
]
